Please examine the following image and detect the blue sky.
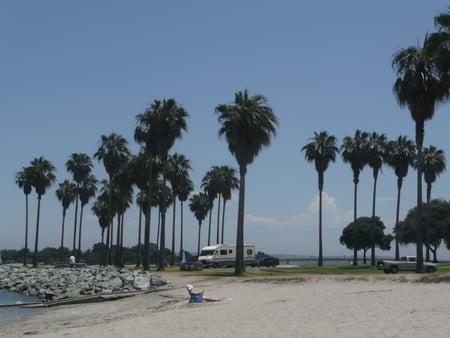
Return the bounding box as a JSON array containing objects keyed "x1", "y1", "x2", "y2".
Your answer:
[{"x1": 2, "y1": 1, "x2": 450, "y2": 259}]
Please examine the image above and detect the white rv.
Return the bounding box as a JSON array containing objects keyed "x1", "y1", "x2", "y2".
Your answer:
[{"x1": 198, "y1": 244, "x2": 256, "y2": 268}]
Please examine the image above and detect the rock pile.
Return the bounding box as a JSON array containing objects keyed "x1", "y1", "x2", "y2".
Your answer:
[{"x1": 0, "y1": 265, "x2": 167, "y2": 301}]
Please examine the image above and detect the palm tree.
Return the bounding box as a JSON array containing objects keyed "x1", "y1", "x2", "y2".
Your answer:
[
  {"x1": 55, "y1": 180, "x2": 77, "y2": 261},
  {"x1": 301, "y1": 131, "x2": 339, "y2": 266},
  {"x1": 77, "y1": 174, "x2": 98, "y2": 259},
  {"x1": 29, "y1": 157, "x2": 56, "y2": 268},
  {"x1": 201, "y1": 166, "x2": 222, "y2": 245},
  {"x1": 341, "y1": 129, "x2": 369, "y2": 266},
  {"x1": 66, "y1": 153, "x2": 93, "y2": 255},
  {"x1": 135, "y1": 99, "x2": 189, "y2": 271},
  {"x1": 422, "y1": 145, "x2": 446, "y2": 261},
  {"x1": 15, "y1": 166, "x2": 33, "y2": 266},
  {"x1": 366, "y1": 132, "x2": 387, "y2": 266},
  {"x1": 385, "y1": 136, "x2": 416, "y2": 260},
  {"x1": 218, "y1": 165, "x2": 239, "y2": 244},
  {"x1": 216, "y1": 89, "x2": 278, "y2": 274},
  {"x1": 178, "y1": 176, "x2": 194, "y2": 259},
  {"x1": 167, "y1": 153, "x2": 192, "y2": 265},
  {"x1": 91, "y1": 190, "x2": 109, "y2": 262},
  {"x1": 189, "y1": 192, "x2": 210, "y2": 256},
  {"x1": 392, "y1": 34, "x2": 448, "y2": 272},
  {"x1": 94, "y1": 133, "x2": 130, "y2": 265}
]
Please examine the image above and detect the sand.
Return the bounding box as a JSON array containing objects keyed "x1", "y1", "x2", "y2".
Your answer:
[{"x1": 1, "y1": 272, "x2": 450, "y2": 338}]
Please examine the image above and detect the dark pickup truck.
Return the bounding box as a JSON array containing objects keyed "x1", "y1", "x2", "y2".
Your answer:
[{"x1": 253, "y1": 257, "x2": 280, "y2": 267}]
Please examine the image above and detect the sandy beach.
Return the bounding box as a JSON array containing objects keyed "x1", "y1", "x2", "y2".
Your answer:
[{"x1": 2, "y1": 272, "x2": 450, "y2": 338}]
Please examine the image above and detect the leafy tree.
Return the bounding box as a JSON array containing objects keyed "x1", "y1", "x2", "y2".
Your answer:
[
  {"x1": 66, "y1": 153, "x2": 93, "y2": 254},
  {"x1": 178, "y1": 176, "x2": 194, "y2": 259},
  {"x1": 29, "y1": 157, "x2": 57, "y2": 267},
  {"x1": 397, "y1": 199, "x2": 450, "y2": 262},
  {"x1": 201, "y1": 166, "x2": 222, "y2": 245},
  {"x1": 392, "y1": 34, "x2": 448, "y2": 272},
  {"x1": 385, "y1": 136, "x2": 416, "y2": 259},
  {"x1": 15, "y1": 166, "x2": 34, "y2": 266},
  {"x1": 422, "y1": 145, "x2": 446, "y2": 261},
  {"x1": 189, "y1": 192, "x2": 210, "y2": 256},
  {"x1": 218, "y1": 165, "x2": 239, "y2": 244},
  {"x1": 341, "y1": 129, "x2": 369, "y2": 265},
  {"x1": 216, "y1": 89, "x2": 278, "y2": 274},
  {"x1": 366, "y1": 132, "x2": 387, "y2": 265},
  {"x1": 340, "y1": 216, "x2": 392, "y2": 263},
  {"x1": 77, "y1": 174, "x2": 98, "y2": 260},
  {"x1": 94, "y1": 133, "x2": 130, "y2": 265},
  {"x1": 55, "y1": 180, "x2": 77, "y2": 261},
  {"x1": 301, "y1": 131, "x2": 339, "y2": 266},
  {"x1": 135, "y1": 99, "x2": 188, "y2": 271},
  {"x1": 167, "y1": 153, "x2": 192, "y2": 265}
]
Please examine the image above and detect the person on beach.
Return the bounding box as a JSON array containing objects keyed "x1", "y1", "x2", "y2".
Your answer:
[
  {"x1": 69, "y1": 255, "x2": 75, "y2": 268},
  {"x1": 185, "y1": 285, "x2": 223, "y2": 303}
]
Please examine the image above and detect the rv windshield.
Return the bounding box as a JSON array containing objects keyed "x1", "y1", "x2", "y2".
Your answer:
[{"x1": 200, "y1": 249, "x2": 215, "y2": 256}]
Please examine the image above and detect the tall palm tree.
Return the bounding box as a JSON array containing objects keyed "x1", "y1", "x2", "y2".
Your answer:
[
  {"x1": 29, "y1": 157, "x2": 56, "y2": 268},
  {"x1": 385, "y1": 136, "x2": 416, "y2": 260},
  {"x1": 219, "y1": 165, "x2": 239, "y2": 244},
  {"x1": 392, "y1": 34, "x2": 448, "y2": 272},
  {"x1": 91, "y1": 190, "x2": 109, "y2": 260},
  {"x1": 301, "y1": 131, "x2": 339, "y2": 266},
  {"x1": 422, "y1": 145, "x2": 446, "y2": 261},
  {"x1": 55, "y1": 180, "x2": 77, "y2": 261},
  {"x1": 15, "y1": 166, "x2": 33, "y2": 266},
  {"x1": 216, "y1": 89, "x2": 278, "y2": 274},
  {"x1": 66, "y1": 153, "x2": 93, "y2": 255},
  {"x1": 167, "y1": 153, "x2": 192, "y2": 265},
  {"x1": 178, "y1": 176, "x2": 194, "y2": 259},
  {"x1": 341, "y1": 129, "x2": 369, "y2": 266},
  {"x1": 94, "y1": 133, "x2": 130, "y2": 265},
  {"x1": 77, "y1": 174, "x2": 98, "y2": 259},
  {"x1": 366, "y1": 132, "x2": 387, "y2": 266},
  {"x1": 201, "y1": 166, "x2": 222, "y2": 245},
  {"x1": 135, "y1": 98, "x2": 189, "y2": 271},
  {"x1": 189, "y1": 192, "x2": 210, "y2": 256}
]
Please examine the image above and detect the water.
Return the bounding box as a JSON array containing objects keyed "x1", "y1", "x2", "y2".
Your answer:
[{"x1": 0, "y1": 289, "x2": 43, "y2": 323}]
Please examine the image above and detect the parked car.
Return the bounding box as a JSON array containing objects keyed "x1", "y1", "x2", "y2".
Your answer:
[{"x1": 254, "y1": 256, "x2": 280, "y2": 267}]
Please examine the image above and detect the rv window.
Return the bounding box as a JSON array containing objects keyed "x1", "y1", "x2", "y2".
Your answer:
[
  {"x1": 200, "y1": 250, "x2": 215, "y2": 256},
  {"x1": 220, "y1": 250, "x2": 227, "y2": 255},
  {"x1": 229, "y1": 250, "x2": 232, "y2": 254},
  {"x1": 247, "y1": 249, "x2": 253, "y2": 255}
]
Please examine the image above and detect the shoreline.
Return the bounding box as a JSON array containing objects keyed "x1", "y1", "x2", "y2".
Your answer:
[{"x1": 2, "y1": 273, "x2": 450, "y2": 337}]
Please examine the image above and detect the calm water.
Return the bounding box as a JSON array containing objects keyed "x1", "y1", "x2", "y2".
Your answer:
[{"x1": 0, "y1": 289, "x2": 43, "y2": 323}]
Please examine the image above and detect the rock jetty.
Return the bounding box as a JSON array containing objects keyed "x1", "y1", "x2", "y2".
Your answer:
[{"x1": 0, "y1": 265, "x2": 167, "y2": 301}]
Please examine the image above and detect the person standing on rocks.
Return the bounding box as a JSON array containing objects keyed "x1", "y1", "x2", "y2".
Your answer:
[{"x1": 69, "y1": 255, "x2": 76, "y2": 268}]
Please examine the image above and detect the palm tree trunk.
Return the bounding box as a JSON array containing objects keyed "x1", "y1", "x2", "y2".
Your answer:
[
  {"x1": 171, "y1": 195, "x2": 177, "y2": 266},
  {"x1": 24, "y1": 194, "x2": 29, "y2": 266},
  {"x1": 107, "y1": 175, "x2": 113, "y2": 265},
  {"x1": 158, "y1": 163, "x2": 168, "y2": 271},
  {"x1": 179, "y1": 201, "x2": 184, "y2": 258},
  {"x1": 73, "y1": 188, "x2": 79, "y2": 253},
  {"x1": 216, "y1": 194, "x2": 221, "y2": 244},
  {"x1": 415, "y1": 121, "x2": 425, "y2": 273},
  {"x1": 60, "y1": 209, "x2": 66, "y2": 262},
  {"x1": 425, "y1": 183, "x2": 432, "y2": 262},
  {"x1": 33, "y1": 196, "x2": 42, "y2": 268},
  {"x1": 207, "y1": 208, "x2": 212, "y2": 246},
  {"x1": 136, "y1": 203, "x2": 142, "y2": 267},
  {"x1": 115, "y1": 214, "x2": 121, "y2": 266},
  {"x1": 318, "y1": 171, "x2": 324, "y2": 267},
  {"x1": 352, "y1": 174, "x2": 359, "y2": 266},
  {"x1": 143, "y1": 160, "x2": 154, "y2": 271},
  {"x1": 197, "y1": 222, "x2": 202, "y2": 256},
  {"x1": 77, "y1": 205, "x2": 84, "y2": 261},
  {"x1": 235, "y1": 166, "x2": 246, "y2": 275},
  {"x1": 370, "y1": 171, "x2": 378, "y2": 266},
  {"x1": 221, "y1": 200, "x2": 227, "y2": 244},
  {"x1": 395, "y1": 178, "x2": 403, "y2": 260},
  {"x1": 120, "y1": 212, "x2": 125, "y2": 267}
]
